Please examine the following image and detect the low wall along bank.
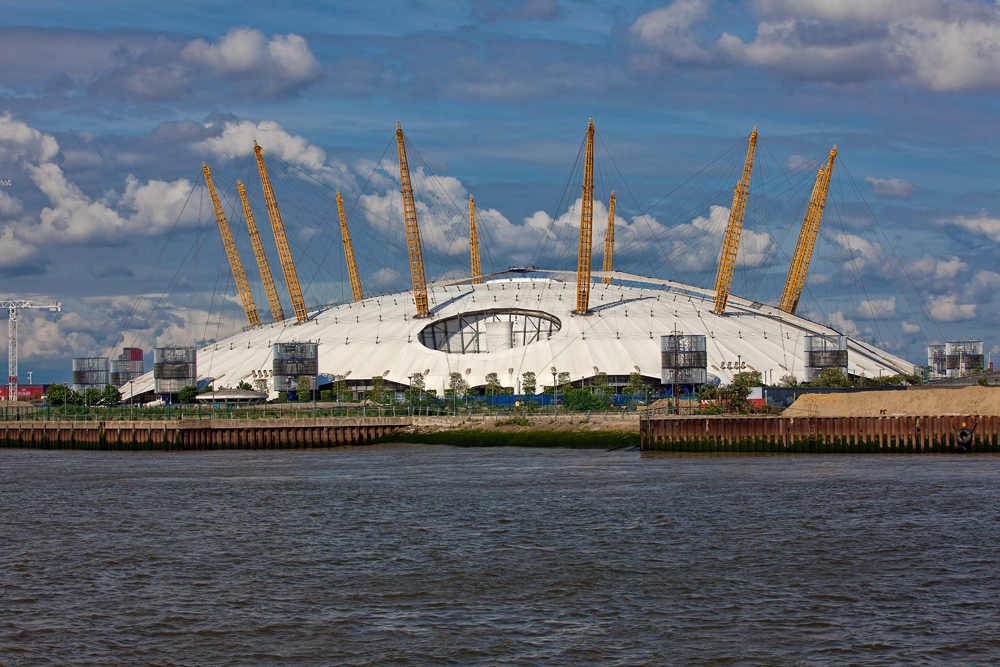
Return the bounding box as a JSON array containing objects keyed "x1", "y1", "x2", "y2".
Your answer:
[
  {"x1": 641, "y1": 415, "x2": 993, "y2": 453},
  {"x1": 0, "y1": 417, "x2": 410, "y2": 451}
]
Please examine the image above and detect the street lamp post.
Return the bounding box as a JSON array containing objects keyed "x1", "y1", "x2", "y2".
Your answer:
[{"x1": 551, "y1": 366, "x2": 557, "y2": 417}]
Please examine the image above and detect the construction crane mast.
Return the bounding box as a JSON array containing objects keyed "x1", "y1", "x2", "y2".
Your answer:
[
  {"x1": 4, "y1": 299, "x2": 60, "y2": 402},
  {"x1": 713, "y1": 127, "x2": 758, "y2": 316},
  {"x1": 203, "y1": 164, "x2": 260, "y2": 328},
  {"x1": 238, "y1": 180, "x2": 284, "y2": 322},
  {"x1": 575, "y1": 117, "x2": 596, "y2": 315},
  {"x1": 336, "y1": 191, "x2": 364, "y2": 302},
  {"x1": 396, "y1": 123, "x2": 430, "y2": 318},
  {"x1": 602, "y1": 191, "x2": 616, "y2": 285},
  {"x1": 469, "y1": 194, "x2": 482, "y2": 285},
  {"x1": 254, "y1": 141, "x2": 309, "y2": 323},
  {"x1": 779, "y1": 146, "x2": 837, "y2": 314}
]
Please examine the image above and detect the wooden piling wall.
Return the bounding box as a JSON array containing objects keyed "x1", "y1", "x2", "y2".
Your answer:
[
  {"x1": 0, "y1": 417, "x2": 411, "y2": 451},
  {"x1": 640, "y1": 415, "x2": 996, "y2": 453}
]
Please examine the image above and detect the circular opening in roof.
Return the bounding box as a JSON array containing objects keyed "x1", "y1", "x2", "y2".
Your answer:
[{"x1": 417, "y1": 308, "x2": 561, "y2": 354}]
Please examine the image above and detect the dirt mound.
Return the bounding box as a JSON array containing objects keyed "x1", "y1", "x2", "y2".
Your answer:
[{"x1": 785, "y1": 386, "x2": 1000, "y2": 417}]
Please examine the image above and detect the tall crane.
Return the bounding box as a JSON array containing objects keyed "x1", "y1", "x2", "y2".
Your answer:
[
  {"x1": 336, "y1": 191, "x2": 364, "y2": 302},
  {"x1": 713, "y1": 127, "x2": 758, "y2": 316},
  {"x1": 575, "y1": 117, "x2": 596, "y2": 315},
  {"x1": 602, "y1": 191, "x2": 616, "y2": 285},
  {"x1": 203, "y1": 164, "x2": 260, "y2": 327},
  {"x1": 396, "y1": 123, "x2": 430, "y2": 318},
  {"x1": 4, "y1": 299, "x2": 60, "y2": 402},
  {"x1": 469, "y1": 194, "x2": 482, "y2": 285},
  {"x1": 239, "y1": 180, "x2": 284, "y2": 323},
  {"x1": 254, "y1": 141, "x2": 309, "y2": 323},
  {"x1": 779, "y1": 146, "x2": 837, "y2": 314}
]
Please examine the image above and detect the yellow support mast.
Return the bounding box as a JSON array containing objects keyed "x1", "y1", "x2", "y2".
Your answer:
[
  {"x1": 336, "y1": 191, "x2": 363, "y2": 302},
  {"x1": 602, "y1": 191, "x2": 616, "y2": 285},
  {"x1": 203, "y1": 163, "x2": 260, "y2": 328},
  {"x1": 712, "y1": 127, "x2": 758, "y2": 316},
  {"x1": 779, "y1": 146, "x2": 837, "y2": 314},
  {"x1": 575, "y1": 117, "x2": 596, "y2": 315},
  {"x1": 238, "y1": 180, "x2": 284, "y2": 323},
  {"x1": 396, "y1": 123, "x2": 430, "y2": 318},
  {"x1": 469, "y1": 194, "x2": 482, "y2": 285},
  {"x1": 254, "y1": 141, "x2": 309, "y2": 323}
]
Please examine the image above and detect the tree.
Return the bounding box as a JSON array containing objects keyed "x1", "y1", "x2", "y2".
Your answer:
[
  {"x1": 448, "y1": 372, "x2": 469, "y2": 399},
  {"x1": 45, "y1": 383, "x2": 71, "y2": 406},
  {"x1": 83, "y1": 387, "x2": 102, "y2": 406},
  {"x1": 178, "y1": 385, "x2": 199, "y2": 404},
  {"x1": 101, "y1": 384, "x2": 122, "y2": 405},
  {"x1": 198, "y1": 384, "x2": 213, "y2": 394},
  {"x1": 778, "y1": 373, "x2": 799, "y2": 388},
  {"x1": 521, "y1": 371, "x2": 536, "y2": 395},
  {"x1": 485, "y1": 372, "x2": 502, "y2": 401},
  {"x1": 557, "y1": 372, "x2": 571, "y2": 390},
  {"x1": 367, "y1": 376, "x2": 387, "y2": 403},
  {"x1": 253, "y1": 378, "x2": 269, "y2": 395},
  {"x1": 296, "y1": 375, "x2": 313, "y2": 402},
  {"x1": 592, "y1": 372, "x2": 611, "y2": 406},
  {"x1": 237, "y1": 380, "x2": 253, "y2": 391},
  {"x1": 720, "y1": 370, "x2": 762, "y2": 413},
  {"x1": 320, "y1": 389, "x2": 333, "y2": 401},
  {"x1": 333, "y1": 374, "x2": 348, "y2": 402},
  {"x1": 814, "y1": 367, "x2": 850, "y2": 387}
]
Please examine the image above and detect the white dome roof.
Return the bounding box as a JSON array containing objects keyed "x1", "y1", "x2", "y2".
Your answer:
[{"x1": 125, "y1": 272, "x2": 914, "y2": 398}]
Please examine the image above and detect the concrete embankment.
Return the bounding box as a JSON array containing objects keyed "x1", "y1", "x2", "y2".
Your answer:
[{"x1": 0, "y1": 417, "x2": 410, "y2": 450}]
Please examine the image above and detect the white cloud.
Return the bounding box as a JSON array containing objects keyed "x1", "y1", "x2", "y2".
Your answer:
[
  {"x1": 940, "y1": 210, "x2": 1000, "y2": 243},
  {"x1": 858, "y1": 296, "x2": 896, "y2": 317},
  {"x1": 926, "y1": 293, "x2": 977, "y2": 322},
  {"x1": 0, "y1": 189, "x2": 23, "y2": 217},
  {"x1": 827, "y1": 310, "x2": 860, "y2": 336},
  {"x1": 901, "y1": 320, "x2": 921, "y2": 334},
  {"x1": 865, "y1": 176, "x2": 917, "y2": 198},
  {"x1": 754, "y1": 0, "x2": 944, "y2": 23},
  {"x1": 0, "y1": 114, "x2": 202, "y2": 249},
  {"x1": 181, "y1": 28, "x2": 322, "y2": 84},
  {"x1": 909, "y1": 254, "x2": 967, "y2": 280},
  {"x1": 194, "y1": 119, "x2": 353, "y2": 190},
  {"x1": 830, "y1": 232, "x2": 883, "y2": 276},
  {"x1": 0, "y1": 227, "x2": 41, "y2": 271},
  {"x1": 631, "y1": 0, "x2": 715, "y2": 63},
  {"x1": 636, "y1": 0, "x2": 1000, "y2": 91}
]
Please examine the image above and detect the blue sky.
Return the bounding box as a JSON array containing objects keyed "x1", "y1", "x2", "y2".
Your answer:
[{"x1": 1, "y1": 0, "x2": 998, "y2": 382}]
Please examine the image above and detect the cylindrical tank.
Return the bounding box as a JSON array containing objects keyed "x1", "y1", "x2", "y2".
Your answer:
[
  {"x1": 660, "y1": 334, "x2": 708, "y2": 384},
  {"x1": 273, "y1": 342, "x2": 319, "y2": 394},
  {"x1": 153, "y1": 347, "x2": 197, "y2": 395},
  {"x1": 72, "y1": 357, "x2": 109, "y2": 393},
  {"x1": 804, "y1": 335, "x2": 848, "y2": 381}
]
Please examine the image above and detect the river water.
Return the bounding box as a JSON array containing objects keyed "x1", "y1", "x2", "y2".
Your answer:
[{"x1": 2, "y1": 445, "x2": 999, "y2": 666}]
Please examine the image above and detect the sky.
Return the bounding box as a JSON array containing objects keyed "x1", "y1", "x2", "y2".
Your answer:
[{"x1": 0, "y1": 0, "x2": 998, "y2": 383}]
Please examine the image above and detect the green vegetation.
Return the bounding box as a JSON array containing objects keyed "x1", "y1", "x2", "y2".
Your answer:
[{"x1": 178, "y1": 385, "x2": 199, "y2": 404}]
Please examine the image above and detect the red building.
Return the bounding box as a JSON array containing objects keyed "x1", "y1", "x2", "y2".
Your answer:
[{"x1": 0, "y1": 385, "x2": 45, "y2": 401}]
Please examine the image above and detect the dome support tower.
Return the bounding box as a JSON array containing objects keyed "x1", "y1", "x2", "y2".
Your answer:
[
  {"x1": 239, "y1": 180, "x2": 284, "y2": 323},
  {"x1": 337, "y1": 191, "x2": 364, "y2": 302},
  {"x1": 713, "y1": 127, "x2": 758, "y2": 316},
  {"x1": 203, "y1": 163, "x2": 260, "y2": 328},
  {"x1": 396, "y1": 123, "x2": 430, "y2": 318},
  {"x1": 779, "y1": 146, "x2": 837, "y2": 315},
  {"x1": 255, "y1": 141, "x2": 309, "y2": 323},
  {"x1": 575, "y1": 117, "x2": 596, "y2": 315}
]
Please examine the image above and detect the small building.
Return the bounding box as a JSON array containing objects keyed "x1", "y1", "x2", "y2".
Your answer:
[{"x1": 194, "y1": 389, "x2": 268, "y2": 405}]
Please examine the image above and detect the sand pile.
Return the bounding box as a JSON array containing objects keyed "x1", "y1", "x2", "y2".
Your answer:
[{"x1": 784, "y1": 386, "x2": 1000, "y2": 417}]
